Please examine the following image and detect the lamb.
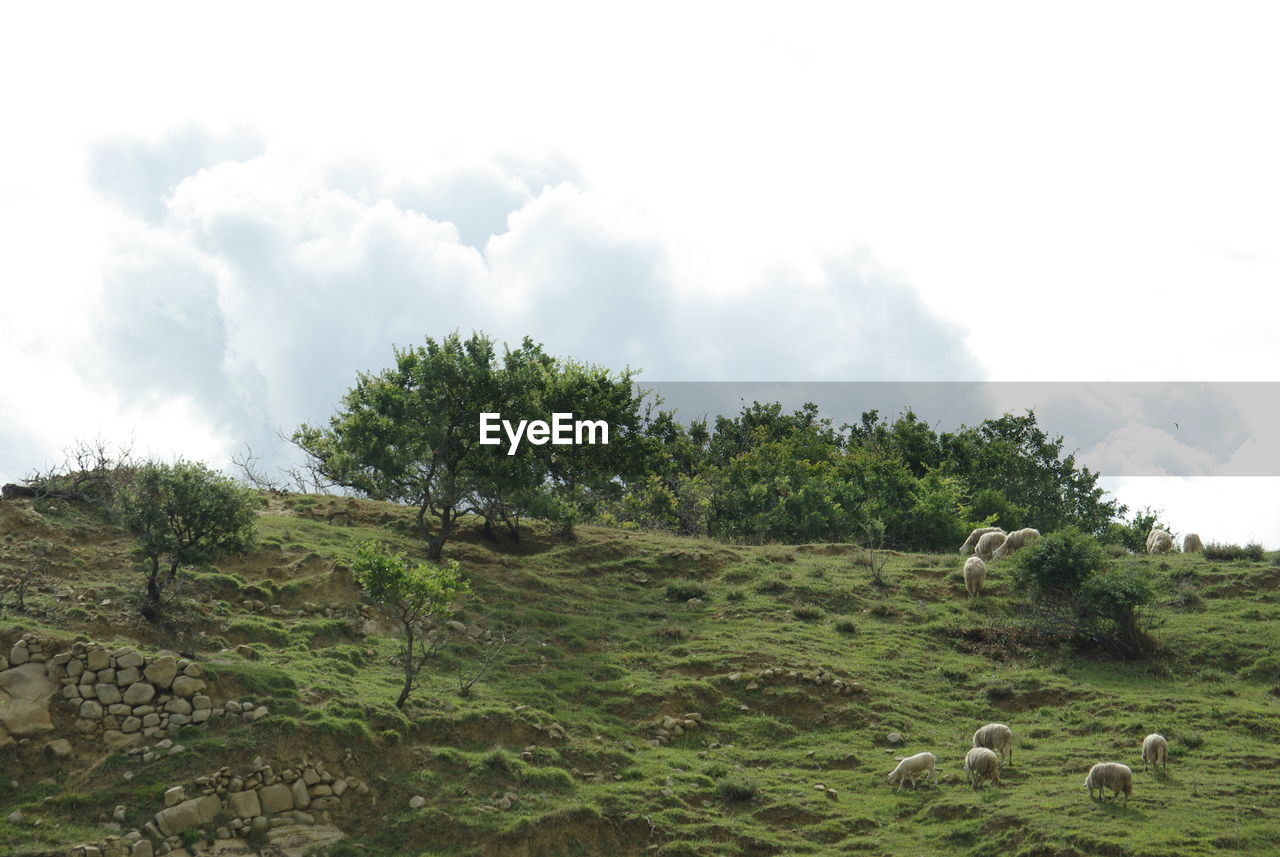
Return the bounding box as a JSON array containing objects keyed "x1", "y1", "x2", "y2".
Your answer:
[
  {"x1": 963, "y1": 556, "x2": 987, "y2": 599},
  {"x1": 964, "y1": 746, "x2": 1001, "y2": 788},
  {"x1": 1182, "y1": 533, "x2": 1203, "y2": 553},
  {"x1": 960, "y1": 526, "x2": 1005, "y2": 555},
  {"x1": 972, "y1": 722, "x2": 1013, "y2": 765},
  {"x1": 1085, "y1": 762, "x2": 1133, "y2": 803},
  {"x1": 975, "y1": 531, "x2": 1008, "y2": 562},
  {"x1": 886, "y1": 751, "x2": 937, "y2": 792},
  {"x1": 1146, "y1": 529, "x2": 1174, "y2": 555},
  {"x1": 991, "y1": 528, "x2": 1040, "y2": 560},
  {"x1": 1142, "y1": 733, "x2": 1168, "y2": 773}
]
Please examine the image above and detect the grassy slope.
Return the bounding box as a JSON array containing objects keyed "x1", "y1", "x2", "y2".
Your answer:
[{"x1": 2, "y1": 494, "x2": 1279, "y2": 857}]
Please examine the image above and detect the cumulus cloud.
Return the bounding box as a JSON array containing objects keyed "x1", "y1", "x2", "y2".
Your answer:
[{"x1": 23, "y1": 127, "x2": 985, "y2": 482}]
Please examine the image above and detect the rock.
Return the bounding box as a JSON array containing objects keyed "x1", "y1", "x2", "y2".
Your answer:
[
  {"x1": 409, "y1": 795, "x2": 425, "y2": 808},
  {"x1": 226, "y1": 789, "x2": 261, "y2": 818},
  {"x1": 234, "y1": 645, "x2": 257, "y2": 660},
  {"x1": 79, "y1": 700, "x2": 104, "y2": 720},
  {"x1": 886, "y1": 732, "x2": 905, "y2": 746},
  {"x1": 130, "y1": 840, "x2": 153, "y2": 857},
  {"x1": 45, "y1": 738, "x2": 72, "y2": 757},
  {"x1": 96, "y1": 684, "x2": 123, "y2": 705},
  {"x1": 686, "y1": 598, "x2": 704, "y2": 607},
  {"x1": 250, "y1": 705, "x2": 269, "y2": 722},
  {"x1": 86, "y1": 649, "x2": 110, "y2": 671},
  {"x1": 116, "y1": 667, "x2": 141, "y2": 686},
  {"x1": 191, "y1": 695, "x2": 211, "y2": 711},
  {"x1": 259, "y1": 783, "x2": 294, "y2": 814},
  {"x1": 745, "y1": 681, "x2": 760, "y2": 691},
  {"x1": 291, "y1": 810, "x2": 315, "y2": 825},
  {"x1": 121, "y1": 716, "x2": 142, "y2": 733},
  {"x1": 163, "y1": 699, "x2": 192, "y2": 715},
  {"x1": 5, "y1": 809, "x2": 21, "y2": 823},
  {"x1": 154, "y1": 799, "x2": 201, "y2": 836},
  {"x1": 291, "y1": 778, "x2": 311, "y2": 808},
  {"x1": 103, "y1": 730, "x2": 142, "y2": 750},
  {"x1": 122, "y1": 683, "x2": 155, "y2": 706},
  {"x1": 0, "y1": 663, "x2": 57, "y2": 736},
  {"x1": 163, "y1": 786, "x2": 186, "y2": 807},
  {"x1": 113, "y1": 804, "x2": 127, "y2": 822},
  {"x1": 115, "y1": 650, "x2": 144, "y2": 670},
  {"x1": 143, "y1": 658, "x2": 177, "y2": 689},
  {"x1": 169, "y1": 676, "x2": 205, "y2": 698}
]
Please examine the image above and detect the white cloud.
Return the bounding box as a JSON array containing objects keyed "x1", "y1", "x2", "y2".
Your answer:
[{"x1": 0, "y1": 135, "x2": 981, "y2": 485}]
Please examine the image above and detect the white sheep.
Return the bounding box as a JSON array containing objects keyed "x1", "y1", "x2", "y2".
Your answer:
[
  {"x1": 975, "y1": 531, "x2": 1008, "y2": 562},
  {"x1": 1182, "y1": 533, "x2": 1203, "y2": 553},
  {"x1": 972, "y1": 722, "x2": 1013, "y2": 765},
  {"x1": 964, "y1": 746, "x2": 1001, "y2": 788},
  {"x1": 991, "y1": 528, "x2": 1040, "y2": 560},
  {"x1": 963, "y1": 556, "x2": 986, "y2": 600},
  {"x1": 1142, "y1": 733, "x2": 1168, "y2": 773},
  {"x1": 1085, "y1": 762, "x2": 1133, "y2": 803},
  {"x1": 886, "y1": 751, "x2": 937, "y2": 792},
  {"x1": 1146, "y1": 529, "x2": 1173, "y2": 555},
  {"x1": 960, "y1": 526, "x2": 1005, "y2": 555}
]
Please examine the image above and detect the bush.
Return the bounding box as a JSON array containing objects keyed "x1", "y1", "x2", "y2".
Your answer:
[
  {"x1": 1012, "y1": 527, "x2": 1108, "y2": 598},
  {"x1": 665, "y1": 580, "x2": 707, "y2": 602},
  {"x1": 793, "y1": 604, "x2": 824, "y2": 621},
  {"x1": 716, "y1": 774, "x2": 760, "y2": 803},
  {"x1": 1204, "y1": 543, "x2": 1266, "y2": 562},
  {"x1": 833, "y1": 617, "x2": 858, "y2": 634}
]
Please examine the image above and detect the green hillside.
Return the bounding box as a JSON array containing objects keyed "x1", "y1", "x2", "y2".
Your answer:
[{"x1": 2, "y1": 493, "x2": 1279, "y2": 856}]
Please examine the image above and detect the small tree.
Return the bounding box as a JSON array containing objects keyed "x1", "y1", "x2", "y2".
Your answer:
[
  {"x1": 353, "y1": 541, "x2": 471, "y2": 708},
  {"x1": 116, "y1": 460, "x2": 258, "y2": 621},
  {"x1": 1011, "y1": 526, "x2": 1108, "y2": 599}
]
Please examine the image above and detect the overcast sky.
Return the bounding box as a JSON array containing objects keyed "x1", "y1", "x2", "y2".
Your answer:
[{"x1": 2, "y1": 3, "x2": 1278, "y2": 544}]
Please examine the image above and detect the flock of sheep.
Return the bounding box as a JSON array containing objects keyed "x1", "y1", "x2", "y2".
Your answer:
[
  {"x1": 894, "y1": 524, "x2": 1192, "y2": 804},
  {"x1": 887, "y1": 723, "x2": 1170, "y2": 805},
  {"x1": 956, "y1": 525, "x2": 1203, "y2": 601}
]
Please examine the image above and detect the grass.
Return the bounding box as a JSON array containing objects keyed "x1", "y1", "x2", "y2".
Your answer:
[{"x1": 1, "y1": 494, "x2": 1279, "y2": 856}]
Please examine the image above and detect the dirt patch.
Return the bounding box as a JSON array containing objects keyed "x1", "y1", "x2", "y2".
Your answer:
[
  {"x1": 925, "y1": 803, "x2": 979, "y2": 821},
  {"x1": 480, "y1": 808, "x2": 655, "y2": 857},
  {"x1": 992, "y1": 688, "x2": 1091, "y2": 713},
  {"x1": 753, "y1": 804, "x2": 828, "y2": 826}
]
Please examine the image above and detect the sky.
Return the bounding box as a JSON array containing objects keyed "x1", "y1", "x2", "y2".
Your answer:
[{"x1": 1, "y1": 3, "x2": 1279, "y2": 544}]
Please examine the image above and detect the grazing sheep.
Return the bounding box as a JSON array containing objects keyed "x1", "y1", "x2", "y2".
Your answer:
[
  {"x1": 975, "y1": 531, "x2": 1008, "y2": 562},
  {"x1": 972, "y1": 723, "x2": 1013, "y2": 765},
  {"x1": 1146, "y1": 529, "x2": 1174, "y2": 555},
  {"x1": 1142, "y1": 733, "x2": 1168, "y2": 773},
  {"x1": 1085, "y1": 762, "x2": 1133, "y2": 803},
  {"x1": 886, "y1": 752, "x2": 937, "y2": 792},
  {"x1": 964, "y1": 746, "x2": 1001, "y2": 788},
  {"x1": 1182, "y1": 533, "x2": 1203, "y2": 553},
  {"x1": 991, "y1": 528, "x2": 1040, "y2": 560},
  {"x1": 963, "y1": 556, "x2": 987, "y2": 599},
  {"x1": 960, "y1": 527, "x2": 1006, "y2": 555}
]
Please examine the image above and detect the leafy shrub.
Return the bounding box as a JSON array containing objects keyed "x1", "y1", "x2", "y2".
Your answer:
[
  {"x1": 725, "y1": 588, "x2": 746, "y2": 602},
  {"x1": 793, "y1": 604, "x2": 824, "y2": 621},
  {"x1": 1013, "y1": 527, "x2": 1108, "y2": 597},
  {"x1": 834, "y1": 617, "x2": 858, "y2": 634}
]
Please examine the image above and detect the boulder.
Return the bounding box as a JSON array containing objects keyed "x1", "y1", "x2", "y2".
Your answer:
[
  {"x1": 96, "y1": 683, "x2": 123, "y2": 705},
  {"x1": 44, "y1": 738, "x2": 73, "y2": 757},
  {"x1": 143, "y1": 657, "x2": 177, "y2": 689},
  {"x1": 259, "y1": 783, "x2": 294, "y2": 814},
  {"x1": 291, "y1": 779, "x2": 311, "y2": 808},
  {"x1": 226, "y1": 789, "x2": 261, "y2": 819},
  {"x1": 170, "y1": 675, "x2": 205, "y2": 698},
  {"x1": 86, "y1": 649, "x2": 110, "y2": 671},
  {"x1": 0, "y1": 663, "x2": 57, "y2": 737},
  {"x1": 78, "y1": 699, "x2": 104, "y2": 720},
  {"x1": 163, "y1": 786, "x2": 186, "y2": 807},
  {"x1": 122, "y1": 682, "x2": 156, "y2": 706},
  {"x1": 115, "y1": 650, "x2": 144, "y2": 670}
]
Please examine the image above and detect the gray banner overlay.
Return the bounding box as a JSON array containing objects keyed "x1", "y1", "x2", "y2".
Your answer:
[{"x1": 639, "y1": 382, "x2": 1280, "y2": 477}]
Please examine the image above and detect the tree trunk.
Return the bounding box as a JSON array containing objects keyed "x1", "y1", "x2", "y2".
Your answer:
[{"x1": 396, "y1": 623, "x2": 415, "y2": 708}]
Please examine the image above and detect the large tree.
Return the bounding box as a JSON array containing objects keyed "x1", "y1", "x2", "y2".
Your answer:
[{"x1": 294, "y1": 332, "x2": 512, "y2": 559}]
